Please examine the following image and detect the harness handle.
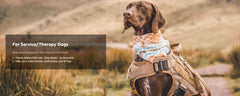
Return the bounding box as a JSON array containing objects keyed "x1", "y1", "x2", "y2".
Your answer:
[{"x1": 178, "y1": 55, "x2": 211, "y2": 96}]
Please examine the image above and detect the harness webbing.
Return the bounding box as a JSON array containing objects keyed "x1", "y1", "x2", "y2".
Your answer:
[
  {"x1": 127, "y1": 51, "x2": 211, "y2": 96},
  {"x1": 128, "y1": 56, "x2": 175, "y2": 80},
  {"x1": 176, "y1": 55, "x2": 211, "y2": 96}
]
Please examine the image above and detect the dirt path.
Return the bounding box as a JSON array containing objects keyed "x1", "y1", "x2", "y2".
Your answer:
[
  {"x1": 196, "y1": 64, "x2": 233, "y2": 76},
  {"x1": 195, "y1": 64, "x2": 233, "y2": 96}
]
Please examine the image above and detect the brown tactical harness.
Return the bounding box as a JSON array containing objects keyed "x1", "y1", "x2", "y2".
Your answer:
[{"x1": 127, "y1": 44, "x2": 211, "y2": 96}]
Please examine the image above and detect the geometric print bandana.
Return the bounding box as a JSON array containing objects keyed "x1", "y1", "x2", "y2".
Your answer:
[{"x1": 132, "y1": 30, "x2": 170, "y2": 62}]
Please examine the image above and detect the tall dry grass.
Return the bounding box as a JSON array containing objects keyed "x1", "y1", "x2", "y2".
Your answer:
[
  {"x1": 0, "y1": 45, "x2": 75, "y2": 95},
  {"x1": 106, "y1": 48, "x2": 133, "y2": 73},
  {"x1": 228, "y1": 45, "x2": 240, "y2": 78},
  {"x1": 0, "y1": 63, "x2": 75, "y2": 95},
  {"x1": 1, "y1": 46, "x2": 230, "y2": 95},
  {"x1": 180, "y1": 49, "x2": 228, "y2": 68},
  {"x1": 0, "y1": 47, "x2": 133, "y2": 96},
  {"x1": 72, "y1": 48, "x2": 133, "y2": 95},
  {"x1": 227, "y1": 44, "x2": 240, "y2": 96},
  {"x1": 227, "y1": 78, "x2": 240, "y2": 96}
]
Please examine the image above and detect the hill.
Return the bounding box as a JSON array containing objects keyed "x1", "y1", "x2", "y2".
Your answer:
[{"x1": 0, "y1": 0, "x2": 240, "y2": 50}]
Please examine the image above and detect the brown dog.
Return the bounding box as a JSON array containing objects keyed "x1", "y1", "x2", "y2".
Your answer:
[
  {"x1": 123, "y1": 1, "x2": 173, "y2": 96},
  {"x1": 123, "y1": 1, "x2": 212, "y2": 96}
]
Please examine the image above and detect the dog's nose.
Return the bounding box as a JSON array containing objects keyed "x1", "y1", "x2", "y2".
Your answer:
[{"x1": 123, "y1": 10, "x2": 132, "y2": 18}]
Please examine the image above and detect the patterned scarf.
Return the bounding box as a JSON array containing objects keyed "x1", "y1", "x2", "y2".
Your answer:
[{"x1": 132, "y1": 30, "x2": 170, "y2": 62}]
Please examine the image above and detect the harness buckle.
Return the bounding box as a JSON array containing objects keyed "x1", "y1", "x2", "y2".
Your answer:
[
  {"x1": 162, "y1": 60, "x2": 169, "y2": 70},
  {"x1": 173, "y1": 84, "x2": 187, "y2": 96},
  {"x1": 153, "y1": 62, "x2": 159, "y2": 72},
  {"x1": 153, "y1": 60, "x2": 169, "y2": 72}
]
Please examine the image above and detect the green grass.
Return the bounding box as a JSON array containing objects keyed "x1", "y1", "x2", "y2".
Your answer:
[{"x1": 227, "y1": 78, "x2": 240, "y2": 96}]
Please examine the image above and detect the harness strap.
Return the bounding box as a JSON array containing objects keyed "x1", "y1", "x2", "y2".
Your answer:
[
  {"x1": 127, "y1": 50, "x2": 211, "y2": 96},
  {"x1": 173, "y1": 84, "x2": 187, "y2": 96},
  {"x1": 174, "y1": 55, "x2": 212, "y2": 96},
  {"x1": 184, "y1": 63, "x2": 211, "y2": 96},
  {"x1": 128, "y1": 56, "x2": 175, "y2": 80}
]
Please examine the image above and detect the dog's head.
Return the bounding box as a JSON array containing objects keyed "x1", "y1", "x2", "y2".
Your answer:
[{"x1": 122, "y1": 1, "x2": 165, "y2": 35}]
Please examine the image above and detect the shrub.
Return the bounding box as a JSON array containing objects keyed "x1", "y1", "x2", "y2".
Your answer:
[
  {"x1": 106, "y1": 48, "x2": 133, "y2": 73},
  {"x1": 180, "y1": 49, "x2": 212, "y2": 68},
  {"x1": 209, "y1": 51, "x2": 229, "y2": 64},
  {"x1": 228, "y1": 45, "x2": 240, "y2": 78},
  {"x1": 180, "y1": 49, "x2": 229, "y2": 68}
]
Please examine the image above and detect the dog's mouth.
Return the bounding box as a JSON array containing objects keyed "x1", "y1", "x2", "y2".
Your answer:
[
  {"x1": 122, "y1": 18, "x2": 131, "y2": 34},
  {"x1": 124, "y1": 19, "x2": 131, "y2": 27},
  {"x1": 122, "y1": 18, "x2": 142, "y2": 34}
]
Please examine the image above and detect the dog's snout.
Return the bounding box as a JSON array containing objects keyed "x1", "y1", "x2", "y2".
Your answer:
[{"x1": 123, "y1": 10, "x2": 132, "y2": 18}]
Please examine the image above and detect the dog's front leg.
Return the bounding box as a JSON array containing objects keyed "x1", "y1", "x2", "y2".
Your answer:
[
  {"x1": 133, "y1": 77, "x2": 152, "y2": 96},
  {"x1": 143, "y1": 77, "x2": 152, "y2": 96}
]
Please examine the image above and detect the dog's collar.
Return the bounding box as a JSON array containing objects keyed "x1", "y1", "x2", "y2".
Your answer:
[{"x1": 132, "y1": 30, "x2": 170, "y2": 62}]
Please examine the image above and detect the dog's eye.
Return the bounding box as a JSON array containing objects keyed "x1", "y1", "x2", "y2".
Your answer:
[
  {"x1": 126, "y1": 4, "x2": 132, "y2": 9},
  {"x1": 138, "y1": 4, "x2": 145, "y2": 9},
  {"x1": 139, "y1": 4, "x2": 144, "y2": 7}
]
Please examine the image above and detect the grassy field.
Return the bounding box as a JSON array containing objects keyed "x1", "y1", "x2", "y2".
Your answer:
[
  {"x1": 0, "y1": 47, "x2": 133, "y2": 95},
  {"x1": 0, "y1": 46, "x2": 232, "y2": 96},
  {"x1": 0, "y1": 0, "x2": 240, "y2": 95},
  {"x1": 227, "y1": 78, "x2": 240, "y2": 96}
]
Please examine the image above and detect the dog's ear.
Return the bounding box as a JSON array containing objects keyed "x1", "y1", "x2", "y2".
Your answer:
[{"x1": 151, "y1": 4, "x2": 165, "y2": 33}]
